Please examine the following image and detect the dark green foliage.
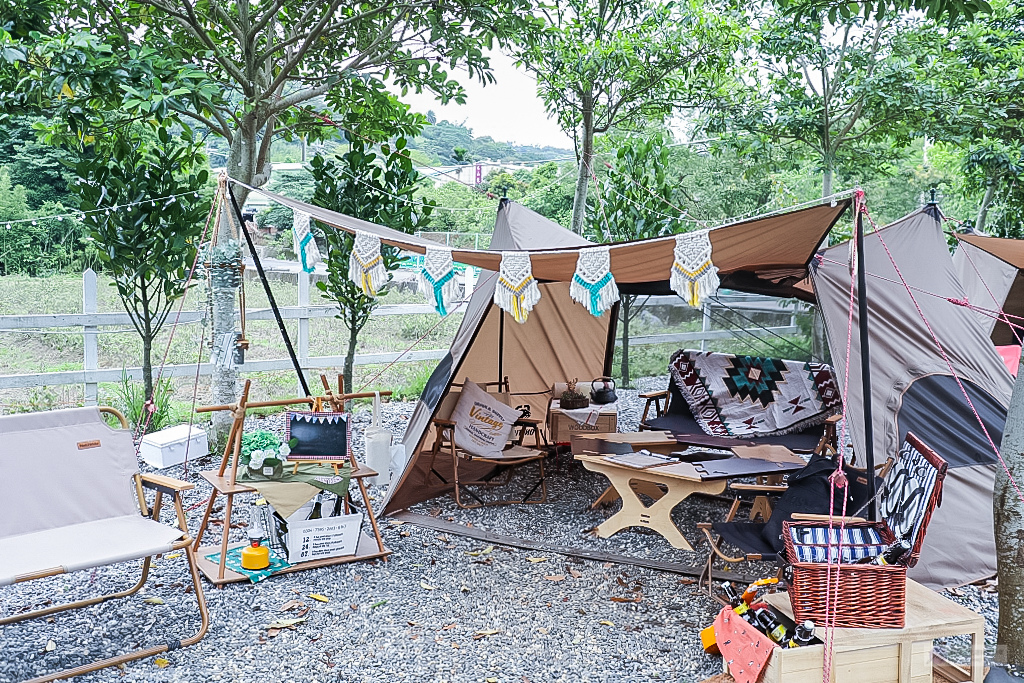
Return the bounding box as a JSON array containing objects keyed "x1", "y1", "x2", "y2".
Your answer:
[
  {"x1": 0, "y1": 117, "x2": 77, "y2": 208},
  {"x1": 309, "y1": 134, "x2": 434, "y2": 393},
  {"x1": 73, "y1": 125, "x2": 210, "y2": 400}
]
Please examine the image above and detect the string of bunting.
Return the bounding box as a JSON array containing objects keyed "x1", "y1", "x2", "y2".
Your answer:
[{"x1": 2, "y1": 189, "x2": 204, "y2": 229}]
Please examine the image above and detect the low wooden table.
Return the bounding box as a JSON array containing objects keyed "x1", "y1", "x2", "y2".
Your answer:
[
  {"x1": 575, "y1": 454, "x2": 728, "y2": 551},
  {"x1": 759, "y1": 580, "x2": 985, "y2": 683}
]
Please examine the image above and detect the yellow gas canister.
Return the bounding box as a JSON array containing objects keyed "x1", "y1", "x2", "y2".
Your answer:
[
  {"x1": 241, "y1": 538, "x2": 270, "y2": 570},
  {"x1": 700, "y1": 624, "x2": 719, "y2": 655}
]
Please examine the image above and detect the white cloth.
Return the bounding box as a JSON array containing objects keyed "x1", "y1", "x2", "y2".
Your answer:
[
  {"x1": 670, "y1": 230, "x2": 720, "y2": 307},
  {"x1": 552, "y1": 400, "x2": 618, "y2": 427}
]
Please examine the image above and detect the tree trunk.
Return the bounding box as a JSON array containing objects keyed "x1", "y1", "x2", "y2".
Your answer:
[
  {"x1": 210, "y1": 118, "x2": 269, "y2": 440},
  {"x1": 571, "y1": 94, "x2": 595, "y2": 235},
  {"x1": 142, "y1": 334, "x2": 154, "y2": 403},
  {"x1": 620, "y1": 295, "x2": 632, "y2": 387},
  {"x1": 811, "y1": 169, "x2": 834, "y2": 362},
  {"x1": 344, "y1": 318, "x2": 358, "y2": 396},
  {"x1": 996, "y1": 349, "x2": 1024, "y2": 666},
  {"x1": 976, "y1": 182, "x2": 996, "y2": 234},
  {"x1": 822, "y1": 167, "x2": 833, "y2": 198}
]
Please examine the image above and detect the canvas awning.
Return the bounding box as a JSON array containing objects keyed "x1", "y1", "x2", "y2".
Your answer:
[
  {"x1": 953, "y1": 234, "x2": 1024, "y2": 346},
  {"x1": 248, "y1": 183, "x2": 850, "y2": 299}
]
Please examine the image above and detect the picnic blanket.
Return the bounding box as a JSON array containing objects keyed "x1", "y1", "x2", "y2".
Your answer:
[{"x1": 669, "y1": 350, "x2": 841, "y2": 439}]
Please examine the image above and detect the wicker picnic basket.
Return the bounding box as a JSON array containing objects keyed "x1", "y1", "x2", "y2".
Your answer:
[{"x1": 782, "y1": 432, "x2": 947, "y2": 629}]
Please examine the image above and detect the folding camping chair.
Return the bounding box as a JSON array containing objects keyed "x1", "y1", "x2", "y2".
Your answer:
[
  {"x1": 697, "y1": 442, "x2": 876, "y2": 593},
  {"x1": 425, "y1": 379, "x2": 548, "y2": 509},
  {"x1": 0, "y1": 407, "x2": 209, "y2": 682}
]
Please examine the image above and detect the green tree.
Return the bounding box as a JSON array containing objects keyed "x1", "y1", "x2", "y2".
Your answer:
[
  {"x1": 73, "y1": 125, "x2": 210, "y2": 401},
  {"x1": 309, "y1": 136, "x2": 434, "y2": 394},
  {"x1": 706, "y1": 10, "x2": 940, "y2": 198},
  {"x1": 515, "y1": 0, "x2": 739, "y2": 234},
  {"x1": 591, "y1": 133, "x2": 691, "y2": 385}
]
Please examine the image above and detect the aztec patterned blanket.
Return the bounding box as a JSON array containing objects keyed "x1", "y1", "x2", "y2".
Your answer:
[{"x1": 668, "y1": 350, "x2": 841, "y2": 439}]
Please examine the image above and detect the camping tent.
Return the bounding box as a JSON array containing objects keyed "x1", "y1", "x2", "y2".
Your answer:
[
  {"x1": 953, "y1": 234, "x2": 1024, "y2": 369},
  {"x1": 810, "y1": 207, "x2": 1013, "y2": 587},
  {"x1": 241, "y1": 181, "x2": 1007, "y2": 587},
  {"x1": 377, "y1": 197, "x2": 853, "y2": 514}
]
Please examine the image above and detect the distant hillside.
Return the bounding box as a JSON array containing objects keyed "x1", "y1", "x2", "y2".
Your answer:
[{"x1": 409, "y1": 119, "x2": 571, "y2": 165}]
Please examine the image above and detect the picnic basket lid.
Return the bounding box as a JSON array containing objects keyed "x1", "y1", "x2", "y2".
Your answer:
[{"x1": 878, "y1": 431, "x2": 948, "y2": 567}]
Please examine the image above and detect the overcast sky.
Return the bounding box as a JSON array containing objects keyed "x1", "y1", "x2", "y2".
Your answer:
[{"x1": 401, "y1": 51, "x2": 575, "y2": 151}]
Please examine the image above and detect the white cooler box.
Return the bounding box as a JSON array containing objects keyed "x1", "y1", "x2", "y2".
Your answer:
[{"x1": 139, "y1": 424, "x2": 209, "y2": 469}]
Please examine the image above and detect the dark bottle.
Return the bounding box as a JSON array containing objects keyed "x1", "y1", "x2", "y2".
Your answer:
[
  {"x1": 754, "y1": 608, "x2": 789, "y2": 644},
  {"x1": 331, "y1": 492, "x2": 344, "y2": 518},
  {"x1": 308, "y1": 493, "x2": 324, "y2": 520},
  {"x1": 856, "y1": 539, "x2": 912, "y2": 565},
  {"x1": 787, "y1": 620, "x2": 815, "y2": 647},
  {"x1": 720, "y1": 582, "x2": 756, "y2": 624}
]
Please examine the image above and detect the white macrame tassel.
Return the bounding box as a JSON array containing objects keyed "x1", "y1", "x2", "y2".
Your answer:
[
  {"x1": 494, "y1": 251, "x2": 541, "y2": 323},
  {"x1": 670, "y1": 229, "x2": 719, "y2": 308},
  {"x1": 291, "y1": 210, "x2": 321, "y2": 273},
  {"x1": 420, "y1": 246, "x2": 458, "y2": 316},
  {"x1": 349, "y1": 230, "x2": 388, "y2": 297},
  {"x1": 570, "y1": 246, "x2": 619, "y2": 316}
]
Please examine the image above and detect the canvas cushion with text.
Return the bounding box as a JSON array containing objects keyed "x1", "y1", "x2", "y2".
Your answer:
[
  {"x1": 450, "y1": 380, "x2": 522, "y2": 457},
  {"x1": 669, "y1": 349, "x2": 841, "y2": 439}
]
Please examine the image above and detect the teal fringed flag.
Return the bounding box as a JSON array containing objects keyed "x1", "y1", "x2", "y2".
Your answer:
[
  {"x1": 420, "y1": 246, "x2": 458, "y2": 316},
  {"x1": 570, "y1": 246, "x2": 619, "y2": 316}
]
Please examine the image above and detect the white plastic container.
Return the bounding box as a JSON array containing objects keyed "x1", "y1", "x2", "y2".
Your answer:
[
  {"x1": 363, "y1": 391, "x2": 392, "y2": 485},
  {"x1": 139, "y1": 424, "x2": 209, "y2": 469}
]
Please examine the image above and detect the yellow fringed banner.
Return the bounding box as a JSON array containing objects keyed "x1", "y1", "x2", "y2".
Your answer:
[
  {"x1": 670, "y1": 230, "x2": 719, "y2": 308},
  {"x1": 494, "y1": 251, "x2": 541, "y2": 324}
]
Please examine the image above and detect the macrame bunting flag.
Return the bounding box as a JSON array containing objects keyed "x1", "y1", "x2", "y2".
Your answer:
[
  {"x1": 495, "y1": 251, "x2": 541, "y2": 324},
  {"x1": 349, "y1": 230, "x2": 388, "y2": 297},
  {"x1": 570, "y1": 246, "x2": 619, "y2": 316},
  {"x1": 420, "y1": 246, "x2": 458, "y2": 316},
  {"x1": 670, "y1": 229, "x2": 720, "y2": 307},
  {"x1": 291, "y1": 210, "x2": 321, "y2": 273}
]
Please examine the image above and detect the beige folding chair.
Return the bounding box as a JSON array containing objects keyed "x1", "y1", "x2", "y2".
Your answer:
[
  {"x1": 0, "y1": 407, "x2": 209, "y2": 682},
  {"x1": 425, "y1": 381, "x2": 548, "y2": 509}
]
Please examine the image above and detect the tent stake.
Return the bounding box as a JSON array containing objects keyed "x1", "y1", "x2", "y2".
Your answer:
[
  {"x1": 228, "y1": 187, "x2": 312, "y2": 398},
  {"x1": 856, "y1": 207, "x2": 877, "y2": 520}
]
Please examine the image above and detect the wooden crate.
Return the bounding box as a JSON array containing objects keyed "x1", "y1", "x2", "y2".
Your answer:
[
  {"x1": 753, "y1": 580, "x2": 984, "y2": 683},
  {"x1": 548, "y1": 406, "x2": 617, "y2": 444}
]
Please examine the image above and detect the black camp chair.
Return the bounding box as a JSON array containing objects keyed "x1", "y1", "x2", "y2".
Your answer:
[{"x1": 697, "y1": 449, "x2": 879, "y2": 592}]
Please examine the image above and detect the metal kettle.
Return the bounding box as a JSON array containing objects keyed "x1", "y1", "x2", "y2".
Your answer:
[{"x1": 590, "y1": 377, "x2": 618, "y2": 405}]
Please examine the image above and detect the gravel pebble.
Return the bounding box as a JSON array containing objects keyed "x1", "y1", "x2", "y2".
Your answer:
[{"x1": 0, "y1": 378, "x2": 1002, "y2": 682}]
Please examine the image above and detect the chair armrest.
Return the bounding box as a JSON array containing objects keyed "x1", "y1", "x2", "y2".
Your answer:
[
  {"x1": 515, "y1": 416, "x2": 544, "y2": 425},
  {"x1": 140, "y1": 473, "x2": 195, "y2": 493},
  {"x1": 790, "y1": 513, "x2": 866, "y2": 523},
  {"x1": 825, "y1": 414, "x2": 842, "y2": 425},
  {"x1": 433, "y1": 418, "x2": 456, "y2": 427},
  {"x1": 638, "y1": 389, "x2": 669, "y2": 399},
  {"x1": 729, "y1": 483, "x2": 788, "y2": 494}
]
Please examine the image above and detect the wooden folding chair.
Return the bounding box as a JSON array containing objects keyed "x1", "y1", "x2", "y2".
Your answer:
[
  {"x1": 0, "y1": 407, "x2": 209, "y2": 682},
  {"x1": 425, "y1": 380, "x2": 548, "y2": 509}
]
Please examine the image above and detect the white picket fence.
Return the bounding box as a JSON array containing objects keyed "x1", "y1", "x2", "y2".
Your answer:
[{"x1": 0, "y1": 269, "x2": 803, "y2": 404}]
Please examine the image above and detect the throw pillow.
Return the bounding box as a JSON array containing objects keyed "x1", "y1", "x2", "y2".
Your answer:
[{"x1": 450, "y1": 380, "x2": 522, "y2": 457}]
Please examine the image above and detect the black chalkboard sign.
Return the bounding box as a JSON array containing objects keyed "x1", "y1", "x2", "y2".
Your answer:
[{"x1": 285, "y1": 411, "x2": 350, "y2": 461}]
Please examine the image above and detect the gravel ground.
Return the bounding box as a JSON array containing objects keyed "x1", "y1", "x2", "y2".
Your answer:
[{"x1": 0, "y1": 379, "x2": 1004, "y2": 682}]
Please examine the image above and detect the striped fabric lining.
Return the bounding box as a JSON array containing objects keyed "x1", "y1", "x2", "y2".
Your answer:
[{"x1": 789, "y1": 526, "x2": 886, "y2": 564}]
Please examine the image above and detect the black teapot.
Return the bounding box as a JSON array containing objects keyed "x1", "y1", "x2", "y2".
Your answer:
[{"x1": 590, "y1": 377, "x2": 618, "y2": 405}]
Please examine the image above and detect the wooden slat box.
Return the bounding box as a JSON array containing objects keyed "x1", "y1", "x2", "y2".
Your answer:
[
  {"x1": 752, "y1": 580, "x2": 985, "y2": 683},
  {"x1": 548, "y1": 400, "x2": 617, "y2": 445}
]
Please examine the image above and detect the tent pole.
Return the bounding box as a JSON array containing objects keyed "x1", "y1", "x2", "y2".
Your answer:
[
  {"x1": 498, "y1": 310, "x2": 505, "y2": 384},
  {"x1": 856, "y1": 208, "x2": 877, "y2": 521},
  {"x1": 228, "y1": 188, "x2": 312, "y2": 398}
]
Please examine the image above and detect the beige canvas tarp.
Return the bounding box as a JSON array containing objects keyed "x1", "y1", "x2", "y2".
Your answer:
[{"x1": 954, "y1": 234, "x2": 1024, "y2": 346}]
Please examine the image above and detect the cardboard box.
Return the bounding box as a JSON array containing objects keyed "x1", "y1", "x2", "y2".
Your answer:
[
  {"x1": 139, "y1": 424, "x2": 208, "y2": 469},
  {"x1": 285, "y1": 512, "x2": 363, "y2": 564},
  {"x1": 548, "y1": 401, "x2": 618, "y2": 444}
]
